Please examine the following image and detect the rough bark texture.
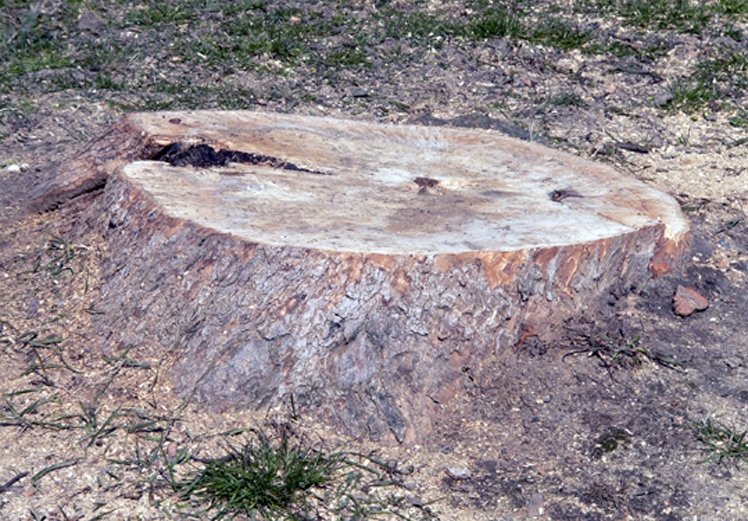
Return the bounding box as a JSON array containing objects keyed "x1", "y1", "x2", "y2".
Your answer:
[
  {"x1": 27, "y1": 119, "x2": 166, "y2": 212},
  {"x1": 34, "y1": 111, "x2": 690, "y2": 443}
]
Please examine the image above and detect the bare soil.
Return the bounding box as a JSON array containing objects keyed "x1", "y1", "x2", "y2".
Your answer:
[{"x1": 1, "y1": 1, "x2": 747, "y2": 520}]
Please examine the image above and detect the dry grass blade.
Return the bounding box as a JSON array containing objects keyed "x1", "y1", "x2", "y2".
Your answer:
[
  {"x1": 564, "y1": 333, "x2": 683, "y2": 376},
  {"x1": 0, "y1": 393, "x2": 72, "y2": 431},
  {"x1": 0, "y1": 471, "x2": 29, "y2": 493},
  {"x1": 85, "y1": 406, "x2": 122, "y2": 448},
  {"x1": 31, "y1": 458, "x2": 82, "y2": 486},
  {"x1": 0, "y1": 318, "x2": 16, "y2": 345},
  {"x1": 32, "y1": 235, "x2": 89, "y2": 279}
]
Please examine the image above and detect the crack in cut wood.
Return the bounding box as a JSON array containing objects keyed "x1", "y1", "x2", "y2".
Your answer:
[{"x1": 152, "y1": 142, "x2": 331, "y2": 175}]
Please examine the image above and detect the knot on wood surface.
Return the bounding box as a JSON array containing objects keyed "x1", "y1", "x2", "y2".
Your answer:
[
  {"x1": 414, "y1": 176, "x2": 440, "y2": 194},
  {"x1": 549, "y1": 188, "x2": 583, "y2": 202}
]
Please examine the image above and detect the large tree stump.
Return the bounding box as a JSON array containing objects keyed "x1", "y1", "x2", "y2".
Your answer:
[{"x1": 32, "y1": 111, "x2": 689, "y2": 443}]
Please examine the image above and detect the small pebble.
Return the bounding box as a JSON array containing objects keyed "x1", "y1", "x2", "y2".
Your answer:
[
  {"x1": 673, "y1": 285, "x2": 709, "y2": 317},
  {"x1": 408, "y1": 495, "x2": 424, "y2": 507},
  {"x1": 77, "y1": 11, "x2": 105, "y2": 33},
  {"x1": 527, "y1": 492, "x2": 544, "y2": 517},
  {"x1": 652, "y1": 91, "x2": 674, "y2": 107},
  {"x1": 445, "y1": 466, "x2": 471, "y2": 480},
  {"x1": 166, "y1": 444, "x2": 178, "y2": 460}
]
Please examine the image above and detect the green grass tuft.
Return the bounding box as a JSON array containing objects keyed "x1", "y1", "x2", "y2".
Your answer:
[
  {"x1": 324, "y1": 47, "x2": 370, "y2": 69},
  {"x1": 729, "y1": 109, "x2": 748, "y2": 127},
  {"x1": 461, "y1": 8, "x2": 525, "y2": 40},
  {"x1": 693, "y1": 418, "x2": 748, "y2": 465},
  {"x1": 176, "y1": 427, "x2": 433, "y2": 520},
  {"x1": 179, "y1": 431, "x2": 339, "y2": 519},
  {"x1": 123, "y1": 3, "x2": 198, "y2": 26},
  {"x1": 546, "y1": 92, "x2": 587, "y2": 108},
  {"x1": 529, "y1": 17, "x2": 592, "y2": 50}
]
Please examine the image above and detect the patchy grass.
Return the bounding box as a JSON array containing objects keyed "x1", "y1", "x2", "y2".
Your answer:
[
  {"x1": 615, "y1": 0, "x2": 711, "y2": 34},
  {"x1": 0, "y1": 1, "x2": 80, "y2": 89},
  {"x1": 713, "y1": 0, "x2": 748, "y2": 17},
  {"x1": 0, "y1": 0, "x2": 745, "y2": 119},
  {"x1": 217, "y1": 6, "x2": 315, "y2": 63},
  {"x1": 669, "y1": 52, "x2": 748, "y2": 112},
  {"x1": 586, "y1": 0, "x2": 743, "y2": 34},
  {"x1": 390, "y1": 7, "x2": 589, "y2": 50},
  {"x1": 382, "y1": 10, "x2": 454, "y2": 41},
  {"x1": 459, "y1": 7, "x2": 526, "y2": 40},
  {"x1": 693, "y1": 418, "x2": 748, "y2": 465},
  {"x1": 117, "y1": 80, "x2": 258, "y2": 112},
  {"x1": 123, "y1": 2, "x2": 201, "y2": 26},
  {"x1": 529, "y1": 17, "x2": 592, "y2": 50},
  {"x1": 324, "y1": 47, "x2": 370, "y2": 69}
]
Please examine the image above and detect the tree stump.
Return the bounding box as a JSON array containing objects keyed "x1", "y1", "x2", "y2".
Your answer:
[{"x1": 32, "y1": 111, "x2": 689, "y2": 443}]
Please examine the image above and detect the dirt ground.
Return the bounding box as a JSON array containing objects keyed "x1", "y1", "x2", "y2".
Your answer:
[{"x1": 1, "y1": 1, "x2": 747, "y2": 520}]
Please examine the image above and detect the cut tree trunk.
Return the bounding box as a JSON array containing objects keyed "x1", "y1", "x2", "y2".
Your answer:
[{"x1": 31, "y1": 111, "x2": 689, "y2": 443}]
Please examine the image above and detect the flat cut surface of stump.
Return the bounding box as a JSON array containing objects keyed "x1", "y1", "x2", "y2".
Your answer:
[
  {"x1": 35, "y1": 111, "x2": 689, "y2": 443},
  {"x1": 124, "y1": 123, "x2": 685, "y2": 255}
]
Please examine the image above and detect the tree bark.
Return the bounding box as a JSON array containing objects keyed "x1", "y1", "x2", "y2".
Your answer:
[{"x1": 32, "y1": 111, "x2": 689, "y2": 443}]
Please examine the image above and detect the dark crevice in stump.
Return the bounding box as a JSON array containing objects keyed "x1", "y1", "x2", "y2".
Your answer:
[{"x1": 151, "y1": 142, "x2": 330, "y2": 175}]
